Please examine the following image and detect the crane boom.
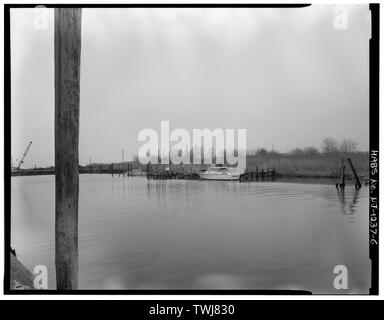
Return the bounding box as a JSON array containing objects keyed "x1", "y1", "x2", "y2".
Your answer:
[{"x1": 17, "y1": 141, "x2": 32, "y2": 169}]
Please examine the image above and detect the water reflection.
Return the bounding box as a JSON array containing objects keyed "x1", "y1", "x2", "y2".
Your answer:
[
  {"x1": 11, "y1": 175, "x2": 370, "y2": 293},
  {"x1": 336, "y1": 187, "x2": 360, "y2": 221}
]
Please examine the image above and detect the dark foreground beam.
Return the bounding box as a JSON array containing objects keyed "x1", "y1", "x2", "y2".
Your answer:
[
  {"x1": 54, "y1": 8, "x2": 82, "y2": 290},
  {"x1": 10, "y1": 254, "x2": 34, "y2": 290}
]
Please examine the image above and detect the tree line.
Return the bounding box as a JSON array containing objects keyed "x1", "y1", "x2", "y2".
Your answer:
[{"x1": 248, "y1": 137, "x2": 361, "y2": 156}]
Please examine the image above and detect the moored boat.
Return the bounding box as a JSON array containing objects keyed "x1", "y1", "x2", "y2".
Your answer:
[{"x1": 199, "y1": 166, "x2": 244, "y2": 181}]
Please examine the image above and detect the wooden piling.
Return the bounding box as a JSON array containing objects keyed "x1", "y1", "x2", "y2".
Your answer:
[
  {"x1": 146, "y1": 162, "x2": 151, "y2": 179},
  {"x1": 347, "y1": 158, "x2": 361, "y2": 189},
  {"x1": 336, "y1": 159, "x2": 345, "y2": 188},
  {"x1": 54, "y1": 8, "x2": 81, "y2": 290},
  {"x1": 122, "y1": 150, "x2": 124, "y2": 176},
  {"x1": 339, "y1": 160, "x2": 346, "y2": 188}
]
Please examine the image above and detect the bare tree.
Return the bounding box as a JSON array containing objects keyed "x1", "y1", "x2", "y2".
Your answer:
[
  {"x1": 303, "y1": 146, "x2": 319, "y2": 155},
  {"x1": 290, "y1": 148, "x2": 304, "y2": 156},
  {"x1": 321, "y1": 137, "x2": 339, "y2": 153},
  {"x1": 339, "y1": 139, "x2": 358, "y2": 153},
  {"x1": 257, "y1": 148, "x2": 268, "y2": 155}
]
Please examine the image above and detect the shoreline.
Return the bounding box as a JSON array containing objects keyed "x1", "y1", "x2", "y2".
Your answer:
[{"x1": 10, "y1": 171, "x2": 368, "y2": 184}]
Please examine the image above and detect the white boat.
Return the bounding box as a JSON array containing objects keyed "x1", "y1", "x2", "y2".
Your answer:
[{"x1": 199, "y1": 166, "x2": 244, "y2": 181}]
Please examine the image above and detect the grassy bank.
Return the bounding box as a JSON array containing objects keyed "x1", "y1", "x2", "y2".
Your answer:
[
  {"x1": 15, "y1": 151, "x2": 368, "y2": 181},
  {"x1": 246, "y1": 152, "x2": 369, "y2": 179}
]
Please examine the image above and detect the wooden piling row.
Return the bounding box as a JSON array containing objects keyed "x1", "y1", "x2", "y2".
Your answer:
[
  {"x1": 142, "y1": 163, "x2": 277, "y2": 182},
  {"x1": 145, "y1": 163, "x2": 200, "y2": 180},
  {"x1": 146, "y1": 171, "x2": 200, "y2": 180},
  {"x1": 106, "y1": 162, "x2": 135, "y2": 177},
  {"x1": 239, "y1": 168, "x2": 275, "y2": 182}
]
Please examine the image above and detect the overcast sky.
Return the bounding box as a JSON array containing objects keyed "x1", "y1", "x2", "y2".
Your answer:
[{"x1": 11, "y1": 5, "x2": 370, "y2": 167}]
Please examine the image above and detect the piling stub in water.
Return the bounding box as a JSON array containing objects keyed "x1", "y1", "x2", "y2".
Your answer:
[
  {"x1": 146, "y1": 162, "x2": 151, "y2": 179},
  {"x1": 347, "y1": 158, "x2": 362, "y2": 189},
  {"x1": 336, "y1": 159, "x2": 346, "y2": 189}
]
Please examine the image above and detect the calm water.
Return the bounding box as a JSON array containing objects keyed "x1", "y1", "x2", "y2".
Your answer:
[{"x1": 11, "y1": 174, "x2": 370, "y2": 293}]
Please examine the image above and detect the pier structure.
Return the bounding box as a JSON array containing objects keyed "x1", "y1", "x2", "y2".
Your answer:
[
  {"x1": 143, "y1": 163, "x2": 276, "y2": 181},
  {"x1": 239, "y1": 167, "x2": 276, "y2": 182}
]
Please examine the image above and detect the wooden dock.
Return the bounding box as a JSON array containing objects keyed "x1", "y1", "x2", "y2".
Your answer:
[
  {"x1": 239, "y1": 168, "x2": 276, "y2": 182},
  {"x1": 146, "y1": 171, "x2": 201, "y2": 180},
  {"x1": 145, "y1": 163, "x2": 276, "y2": 182}
]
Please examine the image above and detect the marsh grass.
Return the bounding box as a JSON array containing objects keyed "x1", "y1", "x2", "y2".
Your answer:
[{"x1": 245, "y1": 152, "x2": 368, "y2": 178}]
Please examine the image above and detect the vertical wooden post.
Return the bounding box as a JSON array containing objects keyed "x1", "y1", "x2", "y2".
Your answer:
[
  {"x1": 337, "y1": 159, "x2": 345, "y2": 188},
  {"x1": 341, "y1": 165, "x2": 346, "y2": 187},
  {"x1": 347, "y1": 158, "x2": 361, "y2": 189},
  {"x1": 339, "y1": 164, "x2": 346, "y2": 188},
  {"x1": 55, "y1": 8, "x2": 81, "y2": 290},
  {"x1": 122, "y1": 149, "x2": 124, "y2": 177}
]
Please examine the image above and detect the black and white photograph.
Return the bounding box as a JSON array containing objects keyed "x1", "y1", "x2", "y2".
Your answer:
[{"x1": 4, "y1": 3, "x2": 379, "y2": 296}]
